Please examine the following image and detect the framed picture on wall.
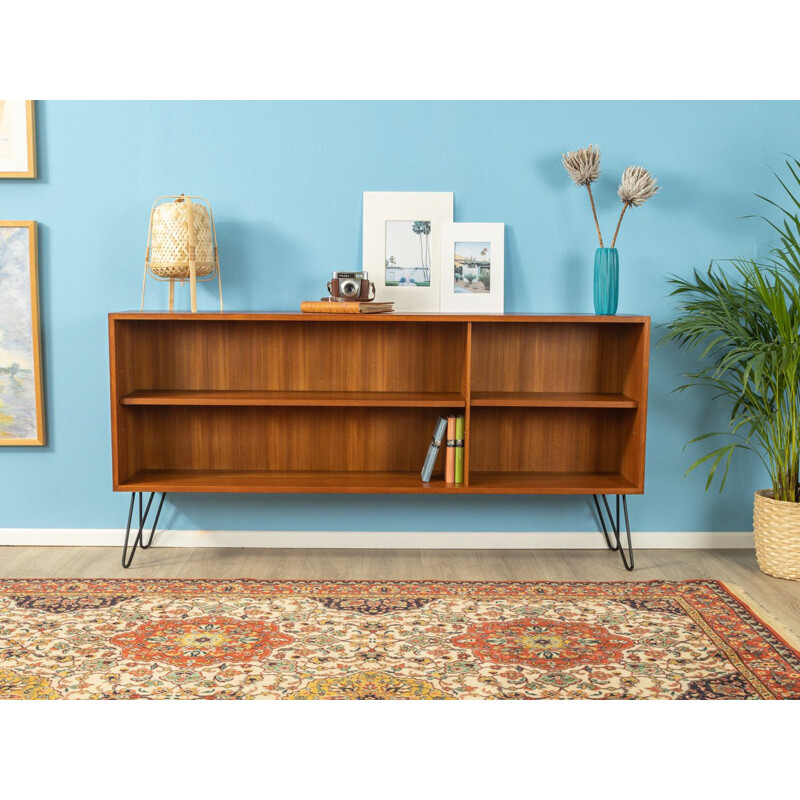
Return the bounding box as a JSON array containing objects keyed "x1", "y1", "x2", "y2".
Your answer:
[
  {"x1": 0, "y1": 101, "x2": 37, "y2": 179},
  {"x1": 439, "y1": 222, "x2": 505, "y2": 313},
  {"x1": 0, "y1": 221, "x2": 45, "y2": 445},
  {"x1": 362, "y1": 191, "x2": 453, "y2": 312}
]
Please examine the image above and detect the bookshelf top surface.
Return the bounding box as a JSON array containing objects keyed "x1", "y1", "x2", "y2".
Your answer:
[{"x1": 110, "y1": 311, "x2": 650, "y2": 324}]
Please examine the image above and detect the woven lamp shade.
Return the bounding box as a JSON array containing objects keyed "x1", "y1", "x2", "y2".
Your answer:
[
  {"x1": 142, "y1": 194, "x2": 222, "y2": 313},
  {"x1": 149, "y1": 201, "x2": 216, "y2": 278}
]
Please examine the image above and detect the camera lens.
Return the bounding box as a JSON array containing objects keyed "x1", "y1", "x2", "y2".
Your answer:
[{"x1": 341, "y1": 279, "x2": 359, "y2": 296}]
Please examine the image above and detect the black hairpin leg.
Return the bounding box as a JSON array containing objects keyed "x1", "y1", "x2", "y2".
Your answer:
[
  {"x1": 592, "y1": 494, "x2": 634, "y2": 571},
  {"x1": 121, "y1": 492, "x2": 167, "y2": 568}
]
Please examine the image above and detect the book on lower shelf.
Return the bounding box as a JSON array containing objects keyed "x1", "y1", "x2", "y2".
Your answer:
[
  {"x1": 454, "y1": 415, "x2": 464, "y2": 484},
  {"x1": 421, "y1": 416, "x2": 448, "y2": 482},
  {"x1": 445, "y1": 416, "x2": 456, "y2": 483}
]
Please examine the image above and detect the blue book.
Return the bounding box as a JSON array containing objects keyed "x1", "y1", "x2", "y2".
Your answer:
[{"x1": 421, "y1": 416, "x2": 448, "y2": 482}]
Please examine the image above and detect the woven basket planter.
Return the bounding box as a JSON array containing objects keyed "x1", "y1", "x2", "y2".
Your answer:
[{"x1": 753, "y1": 490, "x2": 800, "y2": 580}]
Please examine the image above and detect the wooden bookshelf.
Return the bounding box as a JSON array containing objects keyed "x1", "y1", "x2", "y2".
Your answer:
[{"x1": 109, "y1": 312, "x2": 649, "y2": 495}]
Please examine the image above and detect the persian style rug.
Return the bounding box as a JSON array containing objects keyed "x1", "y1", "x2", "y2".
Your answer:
[{"x1": 1, "y1": 579, "x2": 799, "y2": 699}]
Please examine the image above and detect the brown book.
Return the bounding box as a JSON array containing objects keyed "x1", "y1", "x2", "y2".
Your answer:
[
  {"x1": 301, "y1": 301, "x2": 394, "y2": 314},
  {"x1": 445, "y1": 416, "x2": 456, "y2": 484}
]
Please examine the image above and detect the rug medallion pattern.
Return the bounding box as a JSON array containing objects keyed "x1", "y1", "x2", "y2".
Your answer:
[{"x1": 0, "y1": 579, "x2": 798, "y2": 699}]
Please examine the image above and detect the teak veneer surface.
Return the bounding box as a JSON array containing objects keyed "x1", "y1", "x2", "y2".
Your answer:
[
  {"x1": 121, "y1": 390, "x2": 466, "y2": 408},
  {"x1": 118, "y1": 469, "x2": 637, "y2": 495},
  {"x1": 470, "y1": 392, "x2": 638, "y2": 408},
  {"x1": 111, "y1": 311, "x2": 649, "y2": 322},
  {"x1": 109, "y1": 312, "x2": 650, "y2": 495}
]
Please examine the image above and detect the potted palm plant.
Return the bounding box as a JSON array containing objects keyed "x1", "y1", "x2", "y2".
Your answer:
[{"x1": 662, "y1": 159, "x2": 800, "y2": 580}]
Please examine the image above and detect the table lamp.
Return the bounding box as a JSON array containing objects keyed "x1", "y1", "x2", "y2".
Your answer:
[{"x1": 142, "y1": 194, "x2": 222, "y2": 312}]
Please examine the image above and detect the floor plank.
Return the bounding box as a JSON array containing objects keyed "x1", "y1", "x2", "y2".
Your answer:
[
  {"x1": 420, "y1": 550, "x2": 484, "y2": 581},
  {"x1": 362, "y1": 549, "x2": 423, "y2": 580},
  {"x1": 301, "y1": 549, "x2": 364, "y2": 581},
  {"x1": 1, "y1": 546, "x2": 799, "y2": 638}
]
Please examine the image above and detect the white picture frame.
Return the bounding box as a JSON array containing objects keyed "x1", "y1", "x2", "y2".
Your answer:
[
  {"x1": 439, "y1": 222, "x2": 505, "y2": 314},
  {"x1": 0, "y1": 101, "x2": 37, "y2": 179},
  {"x1": 363, "y1": 191, "x2": 453, "y2": 312}
]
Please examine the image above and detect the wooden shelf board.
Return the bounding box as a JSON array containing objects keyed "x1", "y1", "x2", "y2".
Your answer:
[
  {"x1": 118, "y1": 469, "x2": 470, "y2": 494},
  {"x1": 111, "y1": 312, "x2": 651, "y2": 323},
  {"x1": 470, "y1": 392, "x2": 638, "y2": 408},
  {"x1": 120, "y1": 390, "x2": 466, "y2": 408},
  {"x1": 467, "y1": 471, "x2": 640, "y2": 494},
  {"x1": 117, "y1": 469, "x2": 640, "y2": 495}
]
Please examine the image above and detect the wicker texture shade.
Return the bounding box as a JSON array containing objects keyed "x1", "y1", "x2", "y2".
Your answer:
[{"x1": 142, "y1": 194, "x2": 222, "y2": 312}]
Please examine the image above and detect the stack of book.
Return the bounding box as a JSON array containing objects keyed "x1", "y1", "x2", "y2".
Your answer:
[{"x1": 421, "y1": 415, "x2": 465, "y2": 484}]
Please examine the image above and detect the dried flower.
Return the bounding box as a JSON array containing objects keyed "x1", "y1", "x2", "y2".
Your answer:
[
  {"x1": 618, "y1": 166, "x2": 660, "y2": 207},
  {"x1": 611, "y1": 166, "x2": 660, "y2": 247},
  {"x1": 561, "y1": 144, "x2": 602, "y2": 186},
  {"x1": 562, "y1": 144, "x2": 604, "y2": 246}
]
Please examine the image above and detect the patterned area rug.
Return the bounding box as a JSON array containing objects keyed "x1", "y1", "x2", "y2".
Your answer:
[{"x1": 0, "y1": 579, "x2": 798, "y2": 699}]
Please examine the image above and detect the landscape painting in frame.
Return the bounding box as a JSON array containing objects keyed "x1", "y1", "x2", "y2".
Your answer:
[
  {"x1": 439, "y1": 222, "x2": 504, "y2": 313},
  {"x1": 0, "y1": 101, "x2": 37, "y2": 179},
  {"x1": 0, "y1": 222, "x2": 44, "y2": 445},
  {"x1": 363, "y1": 192, "x2": 453, "y2": 312}
]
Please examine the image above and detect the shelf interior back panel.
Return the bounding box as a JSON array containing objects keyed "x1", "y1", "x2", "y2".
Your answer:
[
  {"x1": 469, "y1": 406, "x2": 635, "y2": 476},
  {"x1": 113, "y1": 319, "x2": 468, "y2": 395},
  {"x1": 117, "y1": 405, "x2": 454, "y2": 480},
  {"x1": 470, "y1": 322, "x2": 644, "y2": 396}
]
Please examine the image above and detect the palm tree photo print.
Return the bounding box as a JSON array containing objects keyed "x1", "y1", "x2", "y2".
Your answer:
[{"x1": 454, "y1": 241, "x2": 490, "y2": 294}]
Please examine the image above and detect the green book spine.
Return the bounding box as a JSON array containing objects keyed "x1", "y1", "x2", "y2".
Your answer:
[{"x1": 454, "y1": 416, "x2": 465, "y2": 484}]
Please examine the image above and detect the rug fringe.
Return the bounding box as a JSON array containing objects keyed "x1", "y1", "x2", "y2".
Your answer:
[{"x1": 720, "y1": 582, "x2": 800, "y2": 654}]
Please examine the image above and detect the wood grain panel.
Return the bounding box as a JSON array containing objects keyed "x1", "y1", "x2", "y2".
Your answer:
[
  {"x1": 114, "y1": 320, "x2": 467, "y2": 394},
  {"x1": 118, "y1": 469, "x2": 472, "y2": 494},
  {"x1": 120, "y1": 390, "x2": 466, "y2": 407},
  {"x1": 469, "y1": 407, "x2": 634, "y2": 474},
  {"x1": 471, "y1": 392, "x2": 638, "y2": 408},
  {"x1": 470, "y1": 322, "x2": 640, "y2": 394},
  {"x1": 117, "y1": 468, "x2": 638, "y2": 494},
  {"x1": 121, "y1": 406, "x2": 457, "y2": 477},
  {"x1": 619, "y1": 318, "x2": 651, "y2": 489},
  {"x1": 111, "y1": 312, "x2": 651, "y2": 323}
]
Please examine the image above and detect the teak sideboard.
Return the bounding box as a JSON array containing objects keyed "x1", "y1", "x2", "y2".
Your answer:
[{"x1": 109, "y1": 312, "x2": 650, "y2": 568}]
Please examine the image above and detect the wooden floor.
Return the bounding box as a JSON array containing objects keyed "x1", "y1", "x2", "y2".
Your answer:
[{"x1": 1, "y1": 546, "x2": 800, "y2": 638}]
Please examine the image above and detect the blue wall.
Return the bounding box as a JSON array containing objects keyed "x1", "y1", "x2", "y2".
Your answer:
[{"x1": 1, "y1": 101, "x2": 798, "y2": 533}]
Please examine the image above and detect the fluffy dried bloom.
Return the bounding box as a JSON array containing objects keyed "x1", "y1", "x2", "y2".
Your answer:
[
  {"x1": 562, "y1": 145, "x2": 601, "y2": 186},
  {"x1": 618, "y1": 166, "x2": 660, "y2": 207}
]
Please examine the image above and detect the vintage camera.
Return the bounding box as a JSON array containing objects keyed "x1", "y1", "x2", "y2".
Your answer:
[{"x1": 327, "y1": 271, "x2": 375, "y2": 301}]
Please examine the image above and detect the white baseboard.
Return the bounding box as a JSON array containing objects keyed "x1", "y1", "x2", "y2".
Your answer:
[{"x1": 0, "y1": 529, "x2": 754, "y2": 549}]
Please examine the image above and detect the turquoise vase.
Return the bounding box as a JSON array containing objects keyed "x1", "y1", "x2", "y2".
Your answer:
[{"x1": 593, "y1": 247, "x2": 619, "y2": 315}]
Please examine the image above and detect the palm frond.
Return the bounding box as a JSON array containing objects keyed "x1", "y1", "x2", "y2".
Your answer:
[{"x1": 660, "y1": 160, "x2": 800, "y2": 502}]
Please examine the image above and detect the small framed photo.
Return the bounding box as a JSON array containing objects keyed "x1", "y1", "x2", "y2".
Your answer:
[
  {"x1": 439, "y1": 223, "x2": 505, "y2": 313},
  {"x1": 363, "y1": 191, "x2": 453, "y2": 312},
  {"x1": 0, "y1": 101, "x2": 37, "y2": 179},
  {"x1": 0, "y1": 221, "x2": 44, "y2": 445}
]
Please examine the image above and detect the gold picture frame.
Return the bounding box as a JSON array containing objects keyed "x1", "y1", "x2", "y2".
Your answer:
[
  {"x1": 0, "y1": 101, "x2": 37, "y2": 179},
  {"x1": 0, "y1": 221, "x2": 45, "y2": 445}
]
